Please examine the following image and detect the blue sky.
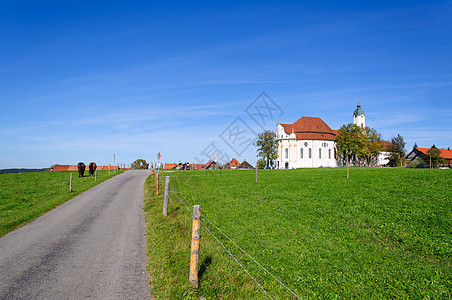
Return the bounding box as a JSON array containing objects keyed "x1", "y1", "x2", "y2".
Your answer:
[{"x1": 1, "y1": 1, "x2": 451, "y2": 168}]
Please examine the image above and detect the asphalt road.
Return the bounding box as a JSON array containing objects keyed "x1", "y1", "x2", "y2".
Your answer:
[{"x1": 0, "y1": 170, "x2": 152, "y2": 299}]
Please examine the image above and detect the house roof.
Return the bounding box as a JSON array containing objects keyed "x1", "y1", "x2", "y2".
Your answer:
[
  {"x1": 53, "y1": 164, "x2": 70, "y2": 171},
  {"x1": 238, "y1": 160, "x2": 254, "y2": 169},
  {"x1": 280, "y1": 116, "x2": 337, "y2": 141},
  {"x1": 226, "y1": 158, "x2": 240, "y2": 167},
  {"x1": 202, "y1": 160, "x2": 216, "y2": 169},
  {"x1": 381, "y1": 140, "x2": 392, "y2": 152},
  {"x1": 414, "y1": 147, "x2": 452, "y2": 160},
  {"x1": 440, "y1": 148, "x2": 452, "y2": 159}
]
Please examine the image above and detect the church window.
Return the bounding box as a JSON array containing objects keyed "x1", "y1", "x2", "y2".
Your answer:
[
  {"x1": 300, "y1": 148, "x2": 303, "y2": 159},
  {"x1": 308, "y1": 148, "x2": 312, "y2": 158},
  {"x1": 329, "y1": 149, "x2": 331, "y2": 159},
  {"x1": 319, "y1": 148, "x2": 322, "y2": 159},
  {"x1": 304, "y1": 142, "x2": 308, "y2": 147},
  {"x1": 285, "y1": 148, "x2": 288, "y2": 159}
]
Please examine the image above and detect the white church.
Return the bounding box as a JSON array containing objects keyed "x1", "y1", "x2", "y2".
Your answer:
[{"x1": 276, "y1": 103, "x2": 389, "y2": 169}]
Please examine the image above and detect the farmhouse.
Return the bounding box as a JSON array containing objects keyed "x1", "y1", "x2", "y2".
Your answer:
[
  {"x1": 276, "y1": 103, "x2": 390, "y2": 169},
  {"x1": 406, "y1": 147, "x2": 452, "y2": 167},
  {"x1": 223, "y1": 158, "x2": 240, "y2": 169},
  {"x1": 237, "y1": 160, "x2": 255, "y2": 169}
]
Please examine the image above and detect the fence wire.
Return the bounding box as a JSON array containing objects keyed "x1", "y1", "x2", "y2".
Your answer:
[
  {"x1": 165, "y1": 180, "x2": 301, "y2": 300},
  {"x1": 166, "y1": 186, "x2": 225, "y2": 299}
]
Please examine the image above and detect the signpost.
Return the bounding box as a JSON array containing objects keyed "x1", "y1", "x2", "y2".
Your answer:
[{"x1": 157, "y1": 152, "x2": 161, "y2": 171}]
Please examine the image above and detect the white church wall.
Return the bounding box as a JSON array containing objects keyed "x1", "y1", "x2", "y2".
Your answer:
[{"x1": 277, "y1": 137, "x2": 337, "y2": 169}]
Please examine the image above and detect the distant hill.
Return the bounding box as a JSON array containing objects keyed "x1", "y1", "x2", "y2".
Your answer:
[{"x1": 0, "y1": 168, "x2": 48, "y2": 174}]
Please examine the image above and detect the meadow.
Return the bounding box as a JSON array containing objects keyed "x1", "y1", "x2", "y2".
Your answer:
[
  {"x1": 144, "y1": 167, "x2": 451, "y2": 299},
  {"x1": 0, "y1": 170, "x2": 124, "y2": 237}
]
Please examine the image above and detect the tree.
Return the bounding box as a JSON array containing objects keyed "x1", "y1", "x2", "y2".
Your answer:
[
  {"x1": 389, "y1": 134, "x2": 406, "y2": 167},
  {"x1": 131, "y1": 159, "x2": 148, "y2": 170},
  {"x1": 254, "y1": 130, "x2": 278, "y2": 169},
  {"x1": 363, "y1": 127, "x2": 383, "y2": 166},
  {"x1": 256, "y1": 158, "x2": 267, "y2": 169},
  {"x1": 426, "y1": 145, "x2": 446, "y2": 168},
  {"x1": 336, "y1": 123, "x2": 365, "y2": 177}
]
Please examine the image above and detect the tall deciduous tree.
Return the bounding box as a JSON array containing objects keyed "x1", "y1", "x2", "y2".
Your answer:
[
  {"x1": 389, "y1": 134, "x2": 406, "y2": 167},
  {"x1": 336, "y1": 123, "x2": 365, "y2": 177},
  {"x1": 363, "y1": 127, "x2": 383, "y2": 166},
  {"x1": 254, "y1": 130, "x2": 278, "y2": 169}
]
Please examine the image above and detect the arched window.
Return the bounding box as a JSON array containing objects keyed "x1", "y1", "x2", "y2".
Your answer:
[
  {"x1": 300, "y1": 148, "x2": 303, "y2": 159},
  {"x1": 329, "y1": 149, "x2": 331, "y2": 159},
  {"x1": 308, "y1": 148, "x2": 312, "y2": 158},
  {"x1": 285, "y1": 148, "x2": 289, "y2": 159},
  {"x1": 319, "y1": 148, "x2": 322, "y2": 159}
]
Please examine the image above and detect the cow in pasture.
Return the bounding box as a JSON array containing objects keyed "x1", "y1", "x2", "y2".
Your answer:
[
  {"x1": 89, "y1": 162, "x2": 97, "y2": 177},
  {"x1": 77, "y1": 162, "x2": 86, "y2": 178}
]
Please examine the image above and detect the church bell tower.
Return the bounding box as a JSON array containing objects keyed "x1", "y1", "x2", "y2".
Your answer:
[{"x1": 353, "y1": 101, "x2": 365, "y2": 128}]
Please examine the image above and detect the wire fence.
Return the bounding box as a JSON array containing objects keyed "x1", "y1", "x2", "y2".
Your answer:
[
  {"x1": 167, "y1": 187, "x2": 225, "y2": 299},
  {"x1": 160, "y1": 177, "x2": 301, "y2": 300}
]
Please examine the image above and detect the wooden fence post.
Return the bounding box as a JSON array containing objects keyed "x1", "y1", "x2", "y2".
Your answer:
[
  {"x1": 156, "y1": 173, "x2": 160, "y2": 197},
  {"x1": 255, "y1": 166, "x2": 257, "y2": 183},
  {"x1": 70, "y1": 173, "x2": 72, "y2": 192},
  {"x1": 95, "y1": 169, "x2": 97, "y2": 181},
  {"x1": 189, "y1": 205, "x2": 201, "y2": 288},
  {"x1": 163, "y1": 176, "x2": 170, "y2": 216},
  {"x1": 109, "y1": 164, "x2": 111, "y2": 175}
]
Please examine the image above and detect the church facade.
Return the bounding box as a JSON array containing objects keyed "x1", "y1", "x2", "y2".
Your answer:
[{"x1": 276, "y1": 104, "x2": 389, "y2": 169}]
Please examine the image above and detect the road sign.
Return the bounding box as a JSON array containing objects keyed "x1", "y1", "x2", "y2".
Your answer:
[{"x1": 157, "y1": 152, "x2": 161, "y2": 161}]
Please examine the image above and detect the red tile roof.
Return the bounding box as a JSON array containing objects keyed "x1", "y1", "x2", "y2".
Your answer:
[
  {"x1": 415, "y1": 147, "x2": 452, "y2": 160},
  {"x1": 381, "y1": 140, "x2": 392, "y2": 152},
  {"x1": 227, "y1": 158, "x2": 240, "y2": 167},
  {"x1": 164, "y1": 163, "x2": 177, "y2": 169},
  {"x1": 441, "y1": 148, "x2": 452, "y2": 159},
  {"x1": 203, "y1": 160, "x2": 217, "y2": 169},
  {"x1": 53, "y1": 165, "x2": 70, "y2": 171},
  {"x1": 280, "y1": 117, "x2": 337, "y2": 141}
]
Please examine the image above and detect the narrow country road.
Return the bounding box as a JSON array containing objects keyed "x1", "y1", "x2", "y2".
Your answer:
[{"x1": 0, "y1": 170, "x2": 152, "y2": 299}]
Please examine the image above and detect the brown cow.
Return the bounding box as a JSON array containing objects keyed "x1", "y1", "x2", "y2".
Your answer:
[
  {"x1": 77, "y1": 162, "x2": 86, "y2": 178},
  {"x1": 89, "y1": 162, "x2": 97, "y2": 177}
]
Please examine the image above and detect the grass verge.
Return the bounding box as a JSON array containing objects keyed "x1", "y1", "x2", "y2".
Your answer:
[
  {"x1": 0, "y1": 170, "x2": 125, "y2": 237},
  {"x1": 144, "y1": 167, "x2": 451, "y2": 299}
]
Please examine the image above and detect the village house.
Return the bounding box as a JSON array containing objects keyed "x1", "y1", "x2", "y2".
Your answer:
[
  {"x1": 276, "y1": 103, "x2": 390, "y2": 169},
  {"x1": 223, "y1": 158, "x2": 241, "y2": 169},
  {"x1": 406, "y1": 147, "x2": 452, "y2": 167},
  {"x1": 237, "y1": 160, "x2": 255, "y2": 169}
]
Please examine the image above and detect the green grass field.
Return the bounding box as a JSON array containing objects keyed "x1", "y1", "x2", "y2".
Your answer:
[
  {"x1": 144, "y1": 167, "x2": 451, "y2": 299},
  {"x1": 0, "y1": 170, "x2": 124, "y2": 237}
]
